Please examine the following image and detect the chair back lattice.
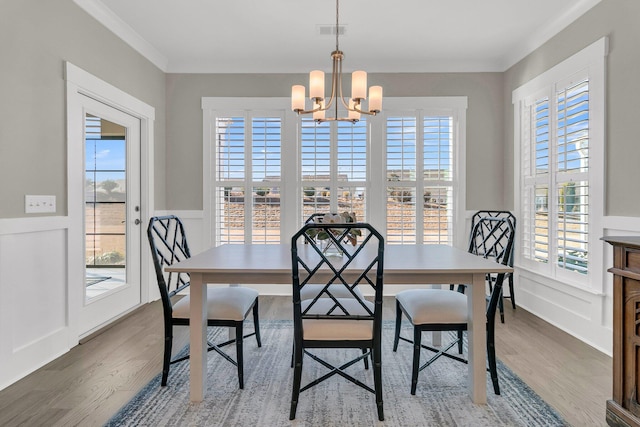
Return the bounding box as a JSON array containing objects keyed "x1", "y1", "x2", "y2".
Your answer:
[
  {"x1": 470, "y1": 211, "x2": 516, "y2": 267},
  {"x1": 468, "y1": 216, "x2": 515, "y2": 320},
  {"x1": 305, "y1": 212, "x2": 326, "y2": 224},
  {"x1": 468, "y1": 216, "x2": 514, "y2": 265},
  {"x1": 291, "y1": 222, "x2": 384, "y2": 328},
  {"x1": 147, "y1": 216, "x2": 192, "y2": 314}
]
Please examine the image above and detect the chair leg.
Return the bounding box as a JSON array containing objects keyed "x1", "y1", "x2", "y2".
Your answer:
[
  {"x1": 252, "y1": 299, "x2": 262, "y2": 347},
  {"x1": 161, "y1": 325, "x2": 172, "y2": 386},
  {"x1": 508, "y1": 274, "x2": 516, "y2": 309},
  {"x1": 372, "y1": 343, "x2": 384, "y2": 421},
  {"x1": 457, "y1": 330, "x2": 464, "y2": 354},
  {"x1": 393, "y1": 300, "x2": 402, "y2": 352},
  {"x1": 236, "y1": 323, "x2": 244, "y2": 389},
  {"x1": 498, "y1": 290, "x2": 505, "y2": 323},
  {"x1": 411, "y1": 327, "x2": 421, "y2": 395},
  {"x1": 290, "y1": 340, "x2": 303, "y2": 420},
  {"x1": 290, "y1": 343, "x2": 294, "y2": 368},
  {"x1": 362, "y1": 348, "x2": 370, "y2": 370},
  {"x1": 487, "y1": 325, "x2": 500, "y2": 395}
]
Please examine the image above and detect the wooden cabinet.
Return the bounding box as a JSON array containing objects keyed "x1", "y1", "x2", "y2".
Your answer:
[{"x1": 604, "y1": 236, "x2": 640, "y2": 427}]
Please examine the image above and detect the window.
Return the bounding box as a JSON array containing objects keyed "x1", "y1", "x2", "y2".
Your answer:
[
  {"x1": 85, "y1": 115, "x2": 126, "y2": 267},
  {"x1": 385, "y1": 115, "x2": 454, "y2": 244},
  {"x1": 203, "y1": 97, "x2": 467, "y2": 248},
  {"x1": 301, "y1": 119, "x2": 367, "y2": 223},
  {"x1": 213, "y1": 113, "x2": 283, "y2": 244},
  {"x1": 513, "y1": 37, "x2": 606, "y2": 289}
]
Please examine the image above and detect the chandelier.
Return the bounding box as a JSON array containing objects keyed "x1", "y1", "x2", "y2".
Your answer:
[{"x1": 291, "y1": 0, "x2": 382, "y2": 123}]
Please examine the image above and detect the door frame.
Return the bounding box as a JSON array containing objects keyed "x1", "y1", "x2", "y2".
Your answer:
[{"x1": 65, "y1": 62, "x2": 155, "y2": 341}]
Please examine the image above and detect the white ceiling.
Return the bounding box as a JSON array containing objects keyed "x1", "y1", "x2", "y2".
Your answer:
[{"x1": 75, "y1": 0, "x2": 601, "y2": 73}]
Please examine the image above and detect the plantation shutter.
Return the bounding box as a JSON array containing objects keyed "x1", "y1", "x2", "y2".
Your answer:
[
  {"x1": 385, "y1": 113, "x2": 455, "y2": 245},
  {"x1": 214, "y1": 113, "x2": 282, "y2": 244},
  {"x1": 386, "y1": 116, "x2": 417, "y2": 244},
  {"x1": 522, "y1": 96, "x2": 551, "y2": 265},
  {"x1": 423, "y1": 116, "x2": 453, "y2": 244},
  {"x1": 300, "y1": 119, "x2": 368, "y2": 222},
  {"x1": 555, "y1": 78, "x2": 589, "y2": 274}
]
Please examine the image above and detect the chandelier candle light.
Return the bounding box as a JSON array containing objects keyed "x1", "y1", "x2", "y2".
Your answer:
[{"x1": 291, "y1": 0, "x2": 382, "y2": 123}]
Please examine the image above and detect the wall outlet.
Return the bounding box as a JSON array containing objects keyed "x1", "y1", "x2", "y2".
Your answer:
[{"x1": 25, "y1": 195, "x2": 56, "y2": 213}]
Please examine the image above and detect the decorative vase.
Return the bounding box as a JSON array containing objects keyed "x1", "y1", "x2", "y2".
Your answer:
[{"x1": 321, "y1": 239, "x2": 344, "y2": 257}]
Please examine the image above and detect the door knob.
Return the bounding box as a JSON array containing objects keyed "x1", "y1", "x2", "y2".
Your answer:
[{"x1": 134, "y1": 218, "x2": 141, "y2": 225}]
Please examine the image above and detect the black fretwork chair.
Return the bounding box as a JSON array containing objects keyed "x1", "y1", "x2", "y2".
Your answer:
[
  {"x1": 291, "y1": 213, "x2": 369, "y2": 368},
  {"x1": 471, "y1": 210, "x2": 517, "y2": 323},
  {"x1": 147, "y1": 215, "x2": 261, "y2": 388},
  {"x1": 393, "y1": 216, "x2": 515, "y2": 395},
  {"x1": 290, "y1": 222, "x2": 385, "y2": 421}
]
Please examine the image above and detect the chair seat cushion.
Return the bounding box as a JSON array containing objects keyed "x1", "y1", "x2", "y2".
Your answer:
[
  {"x1": 301, "y1": 298, "x2": 374, "y2": 340},
  {"x1": 396, "y1": 289, "x2": 468, "y2": 325},
  {"x1": 300, "y1": 284, "x2": 364, "y2": 300},
  {"x1": 172, "y1": 286, "x2": 258, "y2": 321}
]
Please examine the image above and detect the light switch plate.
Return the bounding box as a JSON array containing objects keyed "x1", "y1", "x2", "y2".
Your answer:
[{"x1": 25, "y1": 195, "x2": 56, "y2": 213}]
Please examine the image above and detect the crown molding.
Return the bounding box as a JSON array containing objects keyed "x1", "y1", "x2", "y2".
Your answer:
[
  {"x1": 73, "y1": 0, "x2": 169, "y2": 72},
  {"x1": 74, "y1": 0, "x2": 601, "y2": 74},
  {"x1": 499, "y1": 0, "x2": 602, "y2": 71}
]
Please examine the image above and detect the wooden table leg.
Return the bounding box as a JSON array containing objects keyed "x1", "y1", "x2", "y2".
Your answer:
[
  {"x1": 467, "y1": 272, "x2": 487, "y2": 404},
  {"x1": 431, "y1": 284, "x2": 442, "y2": 346},
  {"x1": 189, "y1": 273, "x2": 207, "y2": 402}
]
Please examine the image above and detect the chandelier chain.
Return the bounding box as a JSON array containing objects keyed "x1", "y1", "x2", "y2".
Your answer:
[{"x1": 335, "y1": 0, "x2": 340, "y2": 52}]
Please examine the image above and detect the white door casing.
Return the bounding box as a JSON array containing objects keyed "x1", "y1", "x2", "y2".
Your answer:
[{"x1": 66, "y1": 62, "x2": 155, "y2": 340}]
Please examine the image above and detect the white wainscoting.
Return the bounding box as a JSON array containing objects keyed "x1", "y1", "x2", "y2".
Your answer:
[
  {"x1": 514, "y1": 216, "x2": 640, "y2": 356},
  {"x1": 2, "y1": 209, "x2": 622, "y2": 391},
  {"x1": 0, "y1": 216, "x2": 73, "y2": 391}
]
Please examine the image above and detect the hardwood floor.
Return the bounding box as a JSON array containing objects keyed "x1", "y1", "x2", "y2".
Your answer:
[{"x1": 0, "y1": 296, "x2": 610, "y2": 426}]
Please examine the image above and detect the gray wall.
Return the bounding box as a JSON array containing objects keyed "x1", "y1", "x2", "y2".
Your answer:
[
  {"x1": 165, "y1": 72, "x2": 504, "y2": 210},
  {"x1": 0, "y1": 0, "x2": 166, "y2": 218},
  {"x1": 504, "y1": 0, "x2": 640, "y2": 216},
  {"x1": 4, "y1": 0, "x2": 633, "y2": 219}
]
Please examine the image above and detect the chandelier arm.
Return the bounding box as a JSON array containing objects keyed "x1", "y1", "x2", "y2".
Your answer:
[
  {"x1": 294, "y1": 107, "x2": 324, "y2": 115},
  {"x1": 353, "y1": 104, "x2": 378, "y2": 116},
  {"x1": 317, "y1": 117, "x2": 358, "y2": 123}
]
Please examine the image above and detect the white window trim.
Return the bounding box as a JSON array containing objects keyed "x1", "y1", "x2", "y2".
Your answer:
[
  {"x1": 512, "y1": 37, "x2": 607, "y2": 292},
  {"x1": 202, "y1": 96, "x2": 467, "y2": 249}
]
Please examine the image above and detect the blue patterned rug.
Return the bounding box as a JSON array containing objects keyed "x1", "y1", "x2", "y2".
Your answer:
[{"x1": 107, "y1": 321, "x2": 567, "y2": 426}]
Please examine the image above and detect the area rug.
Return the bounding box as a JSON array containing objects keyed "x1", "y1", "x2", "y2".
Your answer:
[{"x1": 106, "y1": 321, "x2": 567, "y2": 427}]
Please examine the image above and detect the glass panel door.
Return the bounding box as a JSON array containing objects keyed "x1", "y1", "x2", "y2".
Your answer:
[
  {"x1": 78, "y1": 95, "x2": 141, "y2": 335},
  {"x1": 85, "y1": 115, "x2": 128, "y2": 299}
]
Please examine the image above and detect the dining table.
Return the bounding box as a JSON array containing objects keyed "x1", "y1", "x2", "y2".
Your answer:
[{"x1": 165, "y1": 243, "x2": 513, "y2": 405}]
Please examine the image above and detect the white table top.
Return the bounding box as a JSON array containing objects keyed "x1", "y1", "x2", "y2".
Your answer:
[{"x1": 166, "y1": 243, "x2": 512, "y2": 282}]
